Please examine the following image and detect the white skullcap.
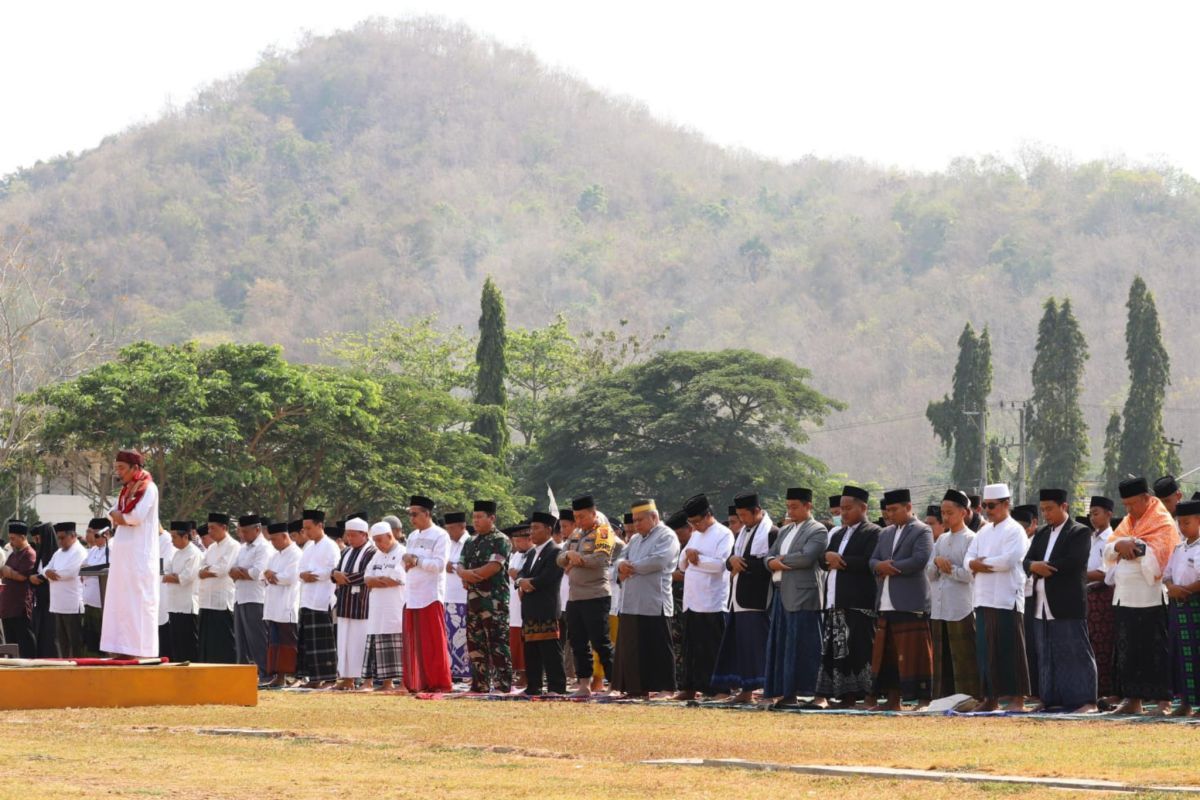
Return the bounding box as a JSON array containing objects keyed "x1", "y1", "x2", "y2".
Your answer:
[
  {"x1": 982, "y1": 483, "x2": 1011, "y2": 501},
  {"x1": 369, "y1": 521, "x2": 391, "y2": 536},
  {"x1": 344, "y1": 517, "x2": 370, "y2": 533}
]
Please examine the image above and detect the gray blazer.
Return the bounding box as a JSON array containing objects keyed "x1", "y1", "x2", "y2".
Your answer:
[
  {"x1": 766, "y1": 518, "x2": 829, "y2": 612},
  {"x1": 869, "y1": 519, "x2": 933, "y2": 614}
]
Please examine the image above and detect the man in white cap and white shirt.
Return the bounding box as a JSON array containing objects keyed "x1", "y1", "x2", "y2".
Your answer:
[
  {"x1": 963, "y1": 483, "x2": 1031, "y2": 711},
  {"x1": 362, "y1": 521, "x2": 407, "y2": 693}
]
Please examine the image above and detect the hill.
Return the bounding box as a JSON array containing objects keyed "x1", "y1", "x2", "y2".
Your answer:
[{"x1": 4, "y1": 17, "x2": 1200, "y2": 489}]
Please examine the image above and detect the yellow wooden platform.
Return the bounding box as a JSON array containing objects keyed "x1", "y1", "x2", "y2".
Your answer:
[{"x1": 0, "y1": 664, "x2": 258, "y2": 709}]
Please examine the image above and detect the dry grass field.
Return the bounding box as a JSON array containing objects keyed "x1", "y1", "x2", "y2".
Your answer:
[{"x1": 6, "y1": 693, "x2": 1200, "y2": 799}]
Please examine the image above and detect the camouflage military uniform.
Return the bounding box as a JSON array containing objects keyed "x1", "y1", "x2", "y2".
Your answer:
[{"x1": 461, "y1": 529, "x2": 513, "y2": 691}]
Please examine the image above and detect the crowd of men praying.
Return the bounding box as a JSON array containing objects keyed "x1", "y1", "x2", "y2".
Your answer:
[{"x1": 1, "y1": 448, "x2": 1198, "y2": 716}]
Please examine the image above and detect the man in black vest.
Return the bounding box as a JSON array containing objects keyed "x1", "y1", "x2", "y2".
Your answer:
[
  {"x1": 1023, "y1": 488, "x2": 1097, "y2": 712},
  {"x1": 711, "y1": 492, "x2": 778, "y2": 705},
  {"x1": 518, "y1": 512, "x2": 566, "y2": 695},
  {"x1": 813, "y1": 485, "x2": 882, "y2": 709}
]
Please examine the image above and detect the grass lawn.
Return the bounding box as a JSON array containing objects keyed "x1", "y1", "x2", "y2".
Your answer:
[{"x1": 5, "y1": 693, "x2": 1200, "y2": 799}]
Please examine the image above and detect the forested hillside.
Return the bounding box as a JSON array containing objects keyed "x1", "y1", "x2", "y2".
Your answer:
[{"x1": 4, "y1": 17, "x2": 1199, "y2": 486}]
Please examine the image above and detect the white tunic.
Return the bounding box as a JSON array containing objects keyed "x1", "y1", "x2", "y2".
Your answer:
[
  {"x1": 681, "y1": 522, "x2": 734, "y2": 613},
  {"x1": 157, "y1": 531, "x2": 173, "y2": 626},
  {"x1": 82, "y1": 545, "x2": 107, "y2": 608},
  {"x1": 366, "y1": 541, "x2": 406, "y2": 635},
  {"x1": 405, "y1": 525, "x2": 449, "y2": 610},
  {"x1": 263, "y1": 542, "x2": 302, "y2": 624},
  {"x1": 508, "y1": 550, "x2": 527, "y2": 627},
  {"x1": 43, "y1": 542, "x2": 87, "y2": 614},
  {"x1": 232, "y1": 535, "x2": 271, "y2": 606},
  {"x1": 298, "y1": 535, "x2": 339, "y2": 612},
  {"x1": 197, "y1": 535, "x2": 240, "y2": 612},
  {"x1": 444, "y1": 535, "x2": 470, "y2": 606},
  {"x1": 100, "y1": 481, "x2": 161, "y2": 657},
  {"x1": 162, "y1": 543, "x2": 203, "y2": 615}
]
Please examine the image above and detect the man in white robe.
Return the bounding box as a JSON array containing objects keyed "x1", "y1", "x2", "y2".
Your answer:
[
  {"x1": 101, "y1": 449, "x2": 161, "y2": 659},
  {"x1": 363, "y1": 521, "x2": 407, "y2": 692}
]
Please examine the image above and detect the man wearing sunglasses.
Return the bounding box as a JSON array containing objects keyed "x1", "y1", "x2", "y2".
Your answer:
[{"x1": 964, "y1": 483, "x2": 1032, "y2": 712}]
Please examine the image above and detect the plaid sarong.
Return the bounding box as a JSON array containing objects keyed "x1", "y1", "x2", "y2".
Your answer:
[
  {"x1": 298, "y1": 608, "x2": 337, "y2": 682},
  {"x1": 871, "y1": 611, "x2": 933, "y2": 701},
  {"x1": 1170, "y1": 596, "x2": 1200, "y2": 706},
  {"x1": 363, "y1": 632, "x2": 404, "y2": 681},
  {"x1": 932, "y1": 615, "x2": 981, "y2": 698}
]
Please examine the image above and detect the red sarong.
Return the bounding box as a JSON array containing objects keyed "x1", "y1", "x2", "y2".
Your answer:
[{"x1": 403, "y1": 602, "x2": 452, "y2": 692}]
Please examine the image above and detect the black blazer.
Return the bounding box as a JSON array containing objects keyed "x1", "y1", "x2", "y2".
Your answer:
[
  {"x1": 1022, "y1": 519, "x2": 1090, "y2": 620},
  {"x1": 518, "y1": 541, "x2": 564, "y2": 623},
  {"x1": 726, "y1": 519, "x2": 779, "y2": 611},
  {"x1": 819, "y1": 521, "x2": 882, "y2": 610}
]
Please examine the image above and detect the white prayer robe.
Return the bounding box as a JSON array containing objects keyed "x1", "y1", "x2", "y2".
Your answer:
[
  {"x1": 508, "y1": 550, "x2": 527, "y2": 628},
  {"x1": 43, "y1": 542, "x2": 87, "y2": 614},
  {"x1": 198, "y1": 535, "x2": 240, "y2": 612},
  {"x1": 298, "y1": 536, "x2": 339, "y2": 612},
  {"x1": 100, "y1": 481, "x2": 161, "y2": 657}
]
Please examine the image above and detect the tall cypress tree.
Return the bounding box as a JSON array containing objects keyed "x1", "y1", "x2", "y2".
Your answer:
[
  {"x1": 1100, "y1": 411, "x2": 1123, "y2": 501},
  {"x1": 1117, "y1": 276, "x2": 1170, "y2": 480},
  {"x1": 1028, "y1": 298, "x2": 1090, "y2": 494},
  {"x1": 471, "y1": 276, "x2": 509, "y2": 459},
  {"x1": 927, "y1": 323, "x2": 993, "y2": 490}
]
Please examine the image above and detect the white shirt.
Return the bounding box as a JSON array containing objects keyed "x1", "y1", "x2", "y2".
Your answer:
[
  {"x1": 1033, "y1": 521, "x2": 1066, "y2": 621},
  {"x1": 825, "y1": 522, "x2": 861, "y2": 610},
  {"x1": 963, "y1": 515, "x2": 1028, "y2": 610},
  {"x1": 197, "y1": 534, "x2": 240, "y2": 611},
  {"x1": 1087, "y1": 527, "x2": 1113, "y2": 584},
  {"x1": 157, "y1": 530, "x2": 174, "y2": 625},
  {"x1": 1166, "y1": 538, "x2": 1200, "y2": 589},
  {"x1": 263, "y1": 542, "x2": 303, "y2": 624},
  {"x1": 405, "y1": 525, "x2": 449, "y2": 610},
  {"x1": 298, "y1": 535, "x2": 340, "y2": 612},
  {"x1": 772, "y1": 523, "x2": 801, "y2": 585},
  {"x1": 444, "y1": 535, "x2": 470, "y2": 605},
  {"x1": 232, "y1": 535, "x2": 272, "y2": 605},
  {"x1": 43, "y1": 542, "x2": 87, "y2": 614},
  {"x1": 508, "y1": 550, "x2": 527, "y2": 627},
  {"x1": 365, "y1": 540, "x2": 406, "y2": 635},
  {"x1": 162, "y1": 543, "x2": 203, "y2": 615},
  {"x1": 82, "y1": 544, "x2": 107, "y2": 608},
  {"x1": 731, "y1": 513, "x2": 772, "y2": 612},
  {"x1": 682, "y1": 521, "x2": 733, "y2": 613}
]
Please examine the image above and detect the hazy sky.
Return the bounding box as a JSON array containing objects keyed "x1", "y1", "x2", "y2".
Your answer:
[{"x1": 4, "y1": 1, "x2": 1199, "y2": 178}]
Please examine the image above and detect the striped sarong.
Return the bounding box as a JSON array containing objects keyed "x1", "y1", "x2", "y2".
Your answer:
[
  {"x1": 974, "y1": 606, "x2": 1031, "y2": 698},
  {"x1": 871, "y1": 611, "x2": 933, "y2": 701}
]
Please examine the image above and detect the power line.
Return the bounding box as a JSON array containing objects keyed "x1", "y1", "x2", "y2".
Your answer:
[{"x1": 807, "y1": 411, "x2": 926, "y2": 434}]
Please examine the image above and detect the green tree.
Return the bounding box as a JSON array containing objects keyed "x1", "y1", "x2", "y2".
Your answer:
[
  {"x1": 505, "y1": 314, "x2": 585, "y2": 446},
  {"x1": 988, "y1": 438, "x2": 1005, "y2": 484},
  {"x1": 312, "y1": 316, "x2": 475, "y2": 392},
  {"x1": 470, "y1": 277, "x2": 509, "y2": 459},
  {"x1": 1118, "y1": 276, "x2": 1170, "y2": 480},
  {"x1": 1100, "y1": 411, "x2": 1123, "y2": 501},
  {"x1": 927, "y1": 324, "x2": 993, "y2": 490},
  {"x1": 525, "y1": 349, "x2": 843, "y2": 511},
  {"x1": 1028, "y1": 298, "x2": 1090, "y2": 494}
]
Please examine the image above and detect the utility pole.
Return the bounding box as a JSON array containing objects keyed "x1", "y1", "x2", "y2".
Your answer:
[
  {"x1": 1000, "y1": 399, "x2": 1032, "y2": 505},
  {"x1": 965, "y1": 407, "x2": 987, "y2": 494}
]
